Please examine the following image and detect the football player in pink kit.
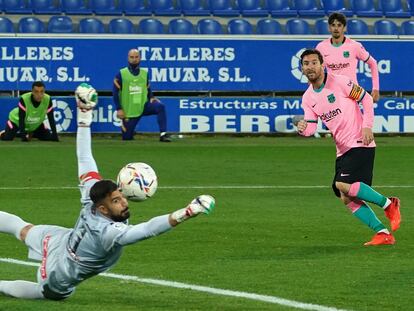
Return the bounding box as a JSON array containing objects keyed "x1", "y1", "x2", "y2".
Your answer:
[
  {"x1": 297, "y1": 49, "x2": 400, "y2": 246},
  {"x1": 316, "y1": 12, "x2": 380, "y2": 102}
]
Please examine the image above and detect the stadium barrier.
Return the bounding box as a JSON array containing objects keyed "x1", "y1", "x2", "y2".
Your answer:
[
  {"x1": 0, "y1": 34, "x2": 413, "y2": 92},
  {"x1": 0, "y1": 96, "x2": 413, "y2": 133}
]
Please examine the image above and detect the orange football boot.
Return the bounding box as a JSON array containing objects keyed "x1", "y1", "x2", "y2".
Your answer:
[
  {"x1": 364, "y1": 232, "x2": 395, "y2": 246},
  {"x1": 385, "y1": 197, "x2": 401, "y2": 231}
]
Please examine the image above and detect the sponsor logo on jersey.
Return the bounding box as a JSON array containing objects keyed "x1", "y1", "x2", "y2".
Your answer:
[
  {"x1": 129, "y1": 85, "x2": 142, "y2": 94},
  {"x1": 320, "y1": 108, "x2": 342, "y2": 122},
  {"x1": 26, "y1": 116, "x2": 41, "y2": 123},
  {"x1": 326, "y1": 63, "x2": 350, "y2": 70}
]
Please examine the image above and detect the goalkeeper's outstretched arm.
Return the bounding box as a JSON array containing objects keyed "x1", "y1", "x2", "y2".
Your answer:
[{"x1": 117, "y1": 195, "x2": 216, "y2": 246}]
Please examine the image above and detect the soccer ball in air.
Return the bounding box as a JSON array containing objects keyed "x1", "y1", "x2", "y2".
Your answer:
[
  {"x1": 117, "y1": 163, "x2": 158, "y2": 202},
  {"x1": 75, "y1": 83, "x2": 98, "y2": 110}
]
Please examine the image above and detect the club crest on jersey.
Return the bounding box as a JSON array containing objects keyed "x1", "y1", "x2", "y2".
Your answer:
[
  {"x1": 343, "y1": 51, "x2": 350, "y2": 58},
  {"x1": 327, "y1": 93, "x2": 336, "y2": 103}
]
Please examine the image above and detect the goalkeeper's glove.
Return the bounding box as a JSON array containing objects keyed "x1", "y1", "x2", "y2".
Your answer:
[
  {"x1": 75, "y1": 83, "x2": 98, "y2": 110},
  {"x1": 171, "y1": 195, "x2": 215, "y2": 223}
]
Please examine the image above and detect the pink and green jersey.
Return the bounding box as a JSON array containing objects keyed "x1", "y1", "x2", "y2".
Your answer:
[
  {"x1": 316, "y1": 37, "x2": 379, "y2": 91},
  {"x1": 300, "y1": 73, "x2": 375, "y2": 157}
]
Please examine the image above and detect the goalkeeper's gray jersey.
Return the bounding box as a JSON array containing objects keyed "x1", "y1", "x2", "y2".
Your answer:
[{"x1": 40, "y1": 181, "x2": 171, "y2": 295}]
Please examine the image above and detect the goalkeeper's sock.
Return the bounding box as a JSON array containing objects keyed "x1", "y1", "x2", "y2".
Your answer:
[
  {"x1": 0, "y1": 212, "x2": 30, "y2": 240},
  {"x1": 76, "y1": 127, "x2": 98, "y2": 178},
  {"x1": 0, "y1": 280, "x2": 44, "y2": 299},
  {"x1": 348, "y1": 182, "x2": 391, "y2": 209},
  {"x1": 351, "y1": 203, "x2": 388, "y2": 233},
  {"x1": 77, "y1": 107, "x2": 93, "y2": 127}
]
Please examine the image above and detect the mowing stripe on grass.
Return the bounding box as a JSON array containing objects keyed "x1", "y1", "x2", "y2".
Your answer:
[
  {"x1": 0, "y1": 257, "x2": 351, "y2": 311},
  {"x1": 0, "y1": 185, "x2": 413, "y2": 190}
]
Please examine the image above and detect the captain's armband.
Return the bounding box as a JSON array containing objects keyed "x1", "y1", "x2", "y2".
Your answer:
[{"x1": 349, "y1": 83, "x2": 366, "y2": 102}]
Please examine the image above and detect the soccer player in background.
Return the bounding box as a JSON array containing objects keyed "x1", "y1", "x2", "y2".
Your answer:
[
  {"x1": 316, "y1": 12, "x2": 380, "y2": 102},
  {"x1": 296, "y1": 49, "x2": 400, "y2": 246},
  {"x1": 113, "y1": 49, "x2": 171, "y2": 142},
  {"x1": 0, "y1": 81, "x2": 59, "y2": 142},
  {"x1": 0, "y1": 90, "x2": 215, "y2": 300}
]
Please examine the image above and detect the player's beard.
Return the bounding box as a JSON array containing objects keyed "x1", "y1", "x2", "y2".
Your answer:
[
  {"x1": 305, "y1": 71, "x2": 321, "y2": 83},
  {"x1": 129, "y1": 62, "x2": 140, "y2": 69},
  {"x1": 111, "y1": 209, "x2": 130, "y2": 222},
  {"x1": 332, "y1": 32, "x2": 341, "y2": 39}
]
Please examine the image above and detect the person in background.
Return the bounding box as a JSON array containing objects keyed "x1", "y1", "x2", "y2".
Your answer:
[
  {"x1": 113, "y1": 49, "x2": 171, "y2": 142},
  {"x1": 316, "y1": 12, "x2": 380, "y2": 102},
  {"x1": 0, "y1": 81, "x2": 58, "y2": 142}
]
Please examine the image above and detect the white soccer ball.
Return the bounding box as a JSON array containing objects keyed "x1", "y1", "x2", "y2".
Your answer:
[
  {"x1": 75, "y1": 83, "x2": 98, "y2": 109},
  {"x1": 117, "y1": 162, "x2": 158, "y2": 202}
]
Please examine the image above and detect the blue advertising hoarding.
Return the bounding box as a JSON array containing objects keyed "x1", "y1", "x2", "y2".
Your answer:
[
  {"x1": 0, "y1": 36, "x2": 411, "y2": 92},
  {"x1": 0, "y1": 96, "x2": 413, "y2": 133}
]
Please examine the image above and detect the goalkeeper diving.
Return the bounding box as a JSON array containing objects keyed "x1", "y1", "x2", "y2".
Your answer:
[{"x1": 0, "y1": 83, "x2": 216, "y2": 300}]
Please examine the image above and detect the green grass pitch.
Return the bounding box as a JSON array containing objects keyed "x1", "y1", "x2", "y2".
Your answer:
[{"x1": 0, "y1": 136, "x2": 413, "y2": 311}]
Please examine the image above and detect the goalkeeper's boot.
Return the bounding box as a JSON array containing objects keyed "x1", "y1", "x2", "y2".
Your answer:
[
  {"x1": 364, "y1": 232, "x2": 395, "y2": 246},
  {"x1": 172, "y1": 195, "x2": 215, "y2": 223},
  {"x1": 384, "y1": 197, "x2": 401, "y2": 232}
]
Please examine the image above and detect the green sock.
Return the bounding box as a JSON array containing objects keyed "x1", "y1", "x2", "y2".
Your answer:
[
  {"x1": 357, "y1": 182, "x2": 388, "y2": 208},
  {"x1": 353, "y1": 204, "x2": 386, "y2": 232}
]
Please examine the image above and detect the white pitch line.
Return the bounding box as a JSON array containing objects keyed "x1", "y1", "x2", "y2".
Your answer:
[
  {"x1": 0, "y1": 257, "x2": 351, "y2": 311},
  {"x1": 0, "y1": 185, "x2": 413, "y2": 190}
]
